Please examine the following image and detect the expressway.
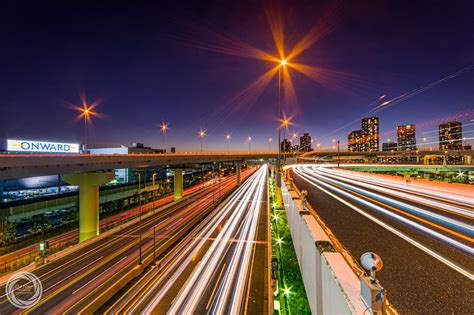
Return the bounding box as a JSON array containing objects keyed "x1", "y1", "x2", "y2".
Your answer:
[
  {"x1": 0, "y1": 168, "x2": 255, "y2": 314},
  {"x1": 106, "y1": 164, "x2": 268, "y2": 314},
  {"x1": 0, "y1": 178, "x2": 218, "y2": 272},
  {"x1": 290, "y1": 165, "x2": 473, "y2": 314}
]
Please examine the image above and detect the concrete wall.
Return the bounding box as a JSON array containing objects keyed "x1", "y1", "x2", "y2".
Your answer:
[{"x1": 281, "y1": 180, "x2": 366, "y2": 314}]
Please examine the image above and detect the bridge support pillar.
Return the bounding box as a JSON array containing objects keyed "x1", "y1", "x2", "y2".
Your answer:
[
  {"x1": 63, "y1": 172, "x2": 114, "y2": 242},
  {"x1": 236, "y1": 161, "x2": 242, "y2": 186},
  {"x1": 173, "y1": 168, "x2": 183, "y2": 201}
]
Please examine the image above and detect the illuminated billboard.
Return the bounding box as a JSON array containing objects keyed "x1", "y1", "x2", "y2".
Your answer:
[{"x1": 7, "y1": 140, "x2": 80, "y2": 154}]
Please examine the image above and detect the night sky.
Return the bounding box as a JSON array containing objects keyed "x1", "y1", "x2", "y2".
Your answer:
[{"x1": 1, "y1": 0, "x2": 473, "y2": 151}]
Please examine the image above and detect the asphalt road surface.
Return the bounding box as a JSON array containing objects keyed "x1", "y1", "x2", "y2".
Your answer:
[
  {"x1": 108, "y1": 164, "x2": 269, "y2": 314},
  {"x1": 0, "y1": 169, "x2": 253, "y2": 314},
  {"x1": 291, "y1": 165, "x2": 473, "y2": 314}
]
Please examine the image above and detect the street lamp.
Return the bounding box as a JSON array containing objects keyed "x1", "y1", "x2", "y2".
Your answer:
[
  {"x1": 225, "y1": 133, "x2": 231, "y2": 151},
  {"x1": 247, "y1": 136, "x2": 252, "y2": 152},
  {"x1": 160, "y1": 122, "x2": 169, "y2": 152},
  {"x1": 76, "y1": 103, "x2": 98, "y2": 152},
  {"x1": 276, "y1": 59, "x2": 287, "y2": 188},
  {"x1": 269, "y1": 137, "x2": 273, "y2": 151},
  {"x1": 198, "y1": 130, "x2": 206, "y2": 152},
  {"x1": 152, "y1": 172, "x2": 157, "y2": 206},
  {"x1": 134, "y1": 171, "x2": 143, "y2": 265},
  {"x1": 333, "y1": 139, "x2": 340, "y2": 167}
]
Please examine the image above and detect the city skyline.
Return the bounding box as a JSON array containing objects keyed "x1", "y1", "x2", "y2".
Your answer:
[{"x1": 0, "y1": 0, "x2": 472, "y2": 152}]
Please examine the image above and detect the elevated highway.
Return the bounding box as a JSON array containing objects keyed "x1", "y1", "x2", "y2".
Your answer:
[
  {"x1": 0, "y1": 152, "x2": 285, "y2": 180},
  {"x1": 0, "y1": 152, "x2": 284, "y2": 242},
  {"x1": 299, "y1": 149, "x2": 473, "y2": 165}
]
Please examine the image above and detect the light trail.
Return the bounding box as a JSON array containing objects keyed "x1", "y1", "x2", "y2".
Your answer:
[
  {"x1": 312, "y1": 166, "x2": 474, "y2": 207},
  {"x1": 302, "y1": 168, "x2": 472, "y2": 240},
  {"x1": 315, "y1": 167, "x2": 474, "y2": 215},
  {"x1": 169, "y1": 164, "x2": 267, "y2": 314},
  {"x1": 292, "y1": 166, "x2": 473, "y2": 279},
  {"x1": 124, "y1": 165, "x2": 267, "y2": 314}
]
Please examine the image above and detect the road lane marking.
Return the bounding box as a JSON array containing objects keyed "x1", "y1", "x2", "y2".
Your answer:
[
  {"x1": 71, "y1": 256, "x2": 128, "y2": 295},
  {"x1": 206, "y1": 263, "x2": 227, "y2": 309}
]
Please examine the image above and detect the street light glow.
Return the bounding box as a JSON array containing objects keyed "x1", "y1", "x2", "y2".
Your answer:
[
  {"x1": 198, "y1": 130, "x2": 206, "y2": 138},
  {"x1": 160, "y1": 122, "x2": 169, "y2": 133},
  {"x1": 280, "y1": 59, "x2": 287, "y2": 66}
]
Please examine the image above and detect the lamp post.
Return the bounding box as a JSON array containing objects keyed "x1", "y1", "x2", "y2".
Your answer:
[
  {"x1": 225, "y1": 133, "x2": 231, "y2": 151},
  {"x1": 269, "y1": 137, "x2": 273, "y2": 151},
  {"x1": 276, "y1": 59, "x2": 287, "y2": 188},
  {"x1": 160, "y1": 122, "x2": 169, "y2": 152},
  {"x1": 151, "y1": 173, "x2": 157, "y2": 263},
  {"x1": 281, "y1": 117, "x2": 290, "y2": 165},
  {"x1": 247, "y1": 136, "x2": 252, "y2": 152},
  {"x1": 199, "y1": 130, "x2": 206, "y2": 152},
  {"x1": 83, "y1": 109, "x2": 88, "y2": 152},
  {"x1": 152, "y1": 172, "x2": 157, "y2": 209},
  {"x1": 78, "y1": 104, "x2": 96, "y2": 152},
  {"x1": 134, "y1": 172, "x2": 143, "y2": 265}
]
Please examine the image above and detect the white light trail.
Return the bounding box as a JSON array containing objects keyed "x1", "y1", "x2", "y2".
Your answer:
[
  {"x1": 293, "y1": 167, "x2": 473, "y2": 279},
  {"x1": 172, "y1": 164, "x2": 267, "y2": 314},
  {"x1": 136, "y1": 165, "x2": 268, "y2": 314},
  {"x1": 305, "y1": 168, "x2": 472, "y2": 234}
]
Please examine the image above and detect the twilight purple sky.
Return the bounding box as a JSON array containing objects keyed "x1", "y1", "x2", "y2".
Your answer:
[{"x1": 0, "y1": 0, "x2": 473, "y2": 151}]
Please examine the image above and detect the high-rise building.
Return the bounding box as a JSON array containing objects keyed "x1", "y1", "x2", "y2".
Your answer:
[
  {"x1": 348, "y1": 130, "x2": 364, "y2": 152},
  {"x1": 439, "y1": 121, "x2": 462, "y2": 151},
  {"x1": 299, "y1": 133, "x2": 312, "y2": 152},
  {"x1": 382, "y1": 142, "x2": 397, "y2": 152},
  {"x1": 291, "y1": 145, "x2": 300, "y2": 153},
  {"x1": 280, "y1": 139, "x2": 291, "y2": 153},
  {"x1": 397, "y1": 124, "x2": 417, "y2": 151},
  {"x1": 361, "y1": 116, "x2": 379, "y2": 151}
]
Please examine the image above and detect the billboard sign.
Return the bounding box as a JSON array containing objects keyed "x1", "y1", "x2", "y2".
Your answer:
[{"x1": 7, "y1": 140, "x2": 80, "y2": 154}]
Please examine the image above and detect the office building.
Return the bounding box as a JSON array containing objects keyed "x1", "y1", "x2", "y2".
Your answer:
[
  {"x1": 439, "y1": 121, "x2": 462, "y2": 151},
  {"x1": 382, "y1": 142, "x2": 398, "y2": 152},
  {"x1": 361, "y1": 116, "x2": 379, "y2": 151},
  {"x1": 299, "y1": 133, "x2": 312, "y2": 152},
  {"x1": 397, "y1": 124, "x2": 417, "y2": 151},
  {"x1": 348, "y1": 130, "x2": 364, "y2": 152},
  {"x1": 280, "y1": 139, "x2": 291, "y2": 153},
  {"x1": 291, "y1": 145, "x2": 300, "y2": 153},
  {"x1": 89, "y1": 143, "x2": 165, "y2": 183}
]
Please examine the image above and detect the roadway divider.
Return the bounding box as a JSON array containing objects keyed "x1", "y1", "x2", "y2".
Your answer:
[{"x1": 281, "y1": 178, "x2": 368, "y2": 314}]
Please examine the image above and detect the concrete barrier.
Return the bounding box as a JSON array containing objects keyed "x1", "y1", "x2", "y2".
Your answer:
[{"x1": 281, "y1": 180, "x2": 367, "y2": 314}]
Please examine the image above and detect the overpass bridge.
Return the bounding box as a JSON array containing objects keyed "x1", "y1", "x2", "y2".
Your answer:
[
  {"x1": 299, "y1": 149, "x2": 473, "y2": 164},
  {"x1": 0, "y1": 152, "x2": 285, "y2": 180},
  {"x1": 0, "y1": 152, "x2": 286, "y2": 241}
]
